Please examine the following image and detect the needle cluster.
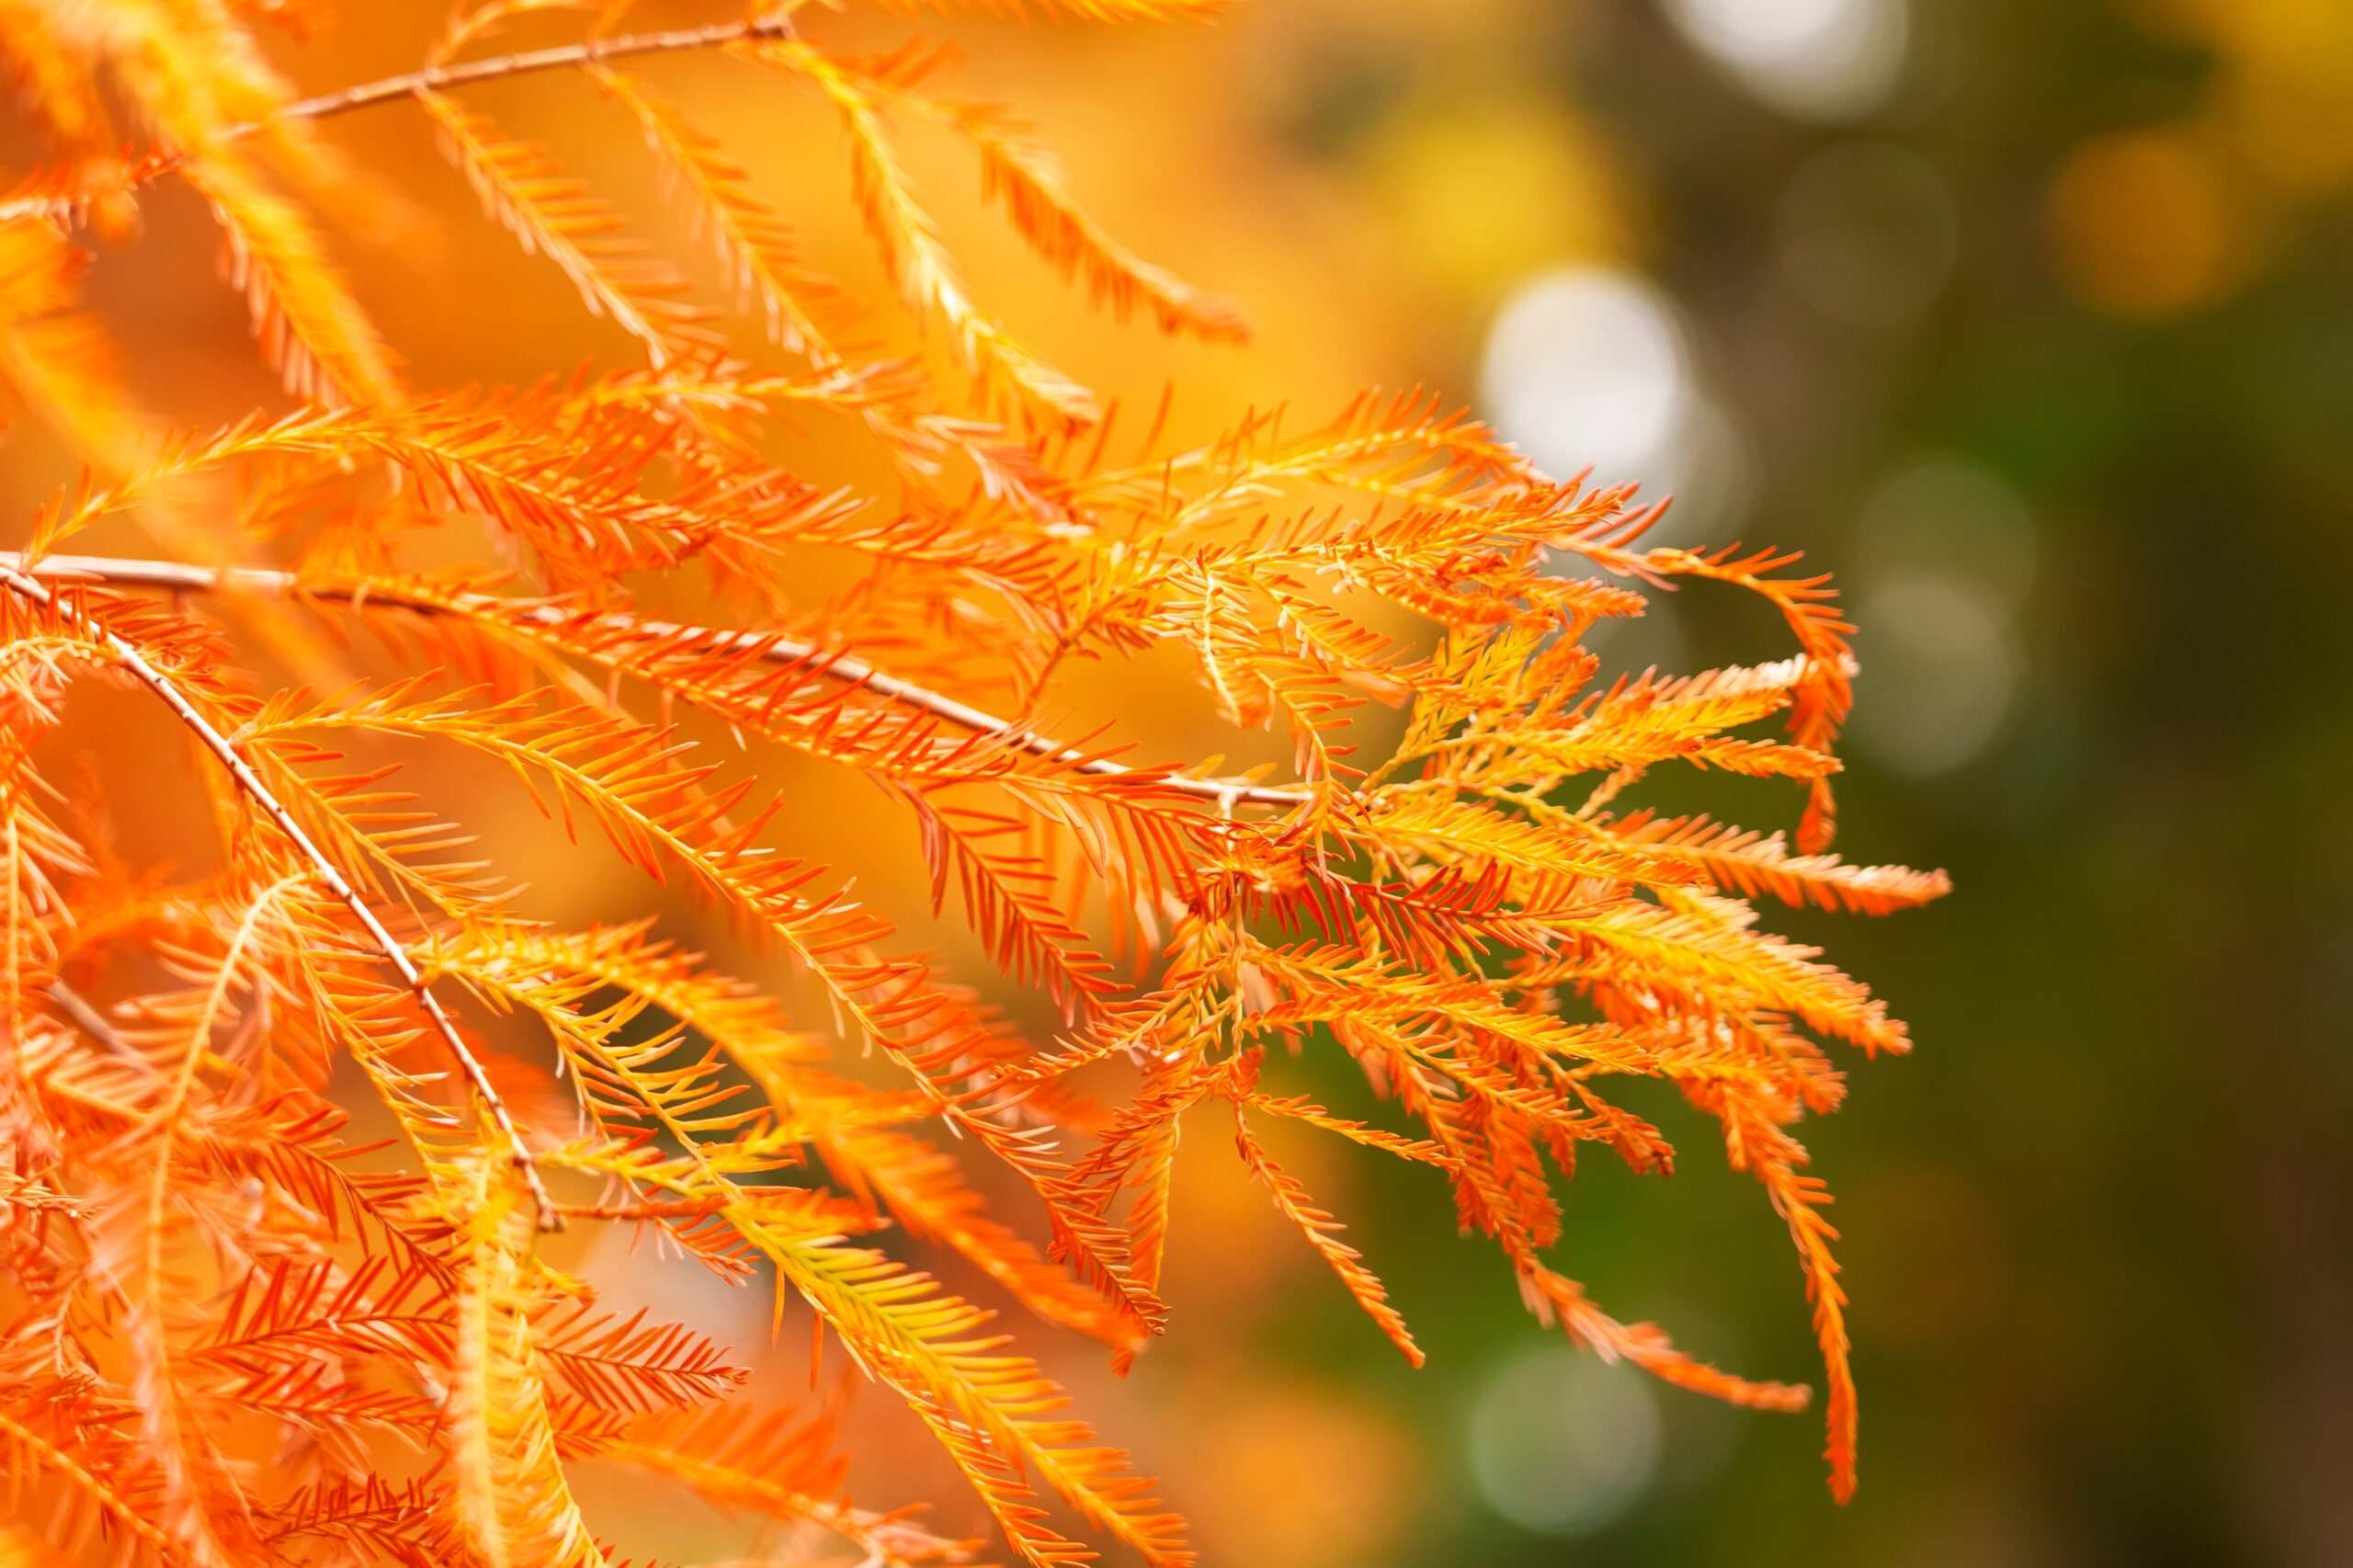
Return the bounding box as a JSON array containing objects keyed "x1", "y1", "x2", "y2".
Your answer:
[{"x1": 0, "y1": 3, "x2": 1946, "y2": 1563}]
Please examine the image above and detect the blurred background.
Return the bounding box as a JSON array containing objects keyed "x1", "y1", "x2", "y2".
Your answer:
[
  {"x1": 1073, "y1": 3, "x2": 2353, "y2": 1563},
  {"x1": 9, "y1": 0, "x2": 2353, "y2": 1563}
]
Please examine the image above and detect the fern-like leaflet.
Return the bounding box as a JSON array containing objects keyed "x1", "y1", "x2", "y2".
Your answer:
[{"x1": 0, "y1": 1, "x2": 1947, "y2": 1562}]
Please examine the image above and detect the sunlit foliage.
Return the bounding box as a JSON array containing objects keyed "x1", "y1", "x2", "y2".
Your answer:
[{"x1": 0, "y1": 3, "x2": 1945, "y2": 1562}]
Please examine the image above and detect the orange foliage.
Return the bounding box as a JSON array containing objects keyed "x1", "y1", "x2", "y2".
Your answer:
[{"x1": 0, "y1": 2, "x2": 1945, "y2": 1562}]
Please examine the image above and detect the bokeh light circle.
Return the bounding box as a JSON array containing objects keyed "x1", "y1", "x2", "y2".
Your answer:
[
  {"x1": 1659, "y1": 0, "x2": 1910, "y2": 121},
  {"x1": 1850, "y1": 575, "x2": 2020, "y2": 776},
  {"x1": 1483, "y1": 265, "x2": 1690, "y2": 491},
  {"x1": 1777, "y1": 141, "x2": 1959, "y2": 326},
  {"x1": 1856, "y1": 460, "x2": 2039, "y2": 613},
  {"x1": 1466, "y1": 1344, "x2": 1664, "y2": 1536}
]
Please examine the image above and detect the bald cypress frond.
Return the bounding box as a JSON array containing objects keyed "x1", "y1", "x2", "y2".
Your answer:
[{"x1": 0, "y1": 2, "x2": 1944, "y2": 1556}]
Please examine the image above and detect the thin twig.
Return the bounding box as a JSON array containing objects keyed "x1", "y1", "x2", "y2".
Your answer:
[
  {"x1": 2, "y1": 553, "x2": 1317, "y2": 811},
  {"x1": 0, "y1": 567, "x2": 561, "y2": 1227},
  {"x1": 278, "y1": 17, "x2": 795, "y2": 124},
  {"x1": 1, "y1": 17, "x2": 795, "y2": 225}
]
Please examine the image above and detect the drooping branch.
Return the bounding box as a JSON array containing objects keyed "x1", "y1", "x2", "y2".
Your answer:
[
  {"x1": 0, "y1": 565, "x2": 560, "y2": 1225},
  {"x1": 0, "y1": 553, "x2": 1317, "y2": 812}
]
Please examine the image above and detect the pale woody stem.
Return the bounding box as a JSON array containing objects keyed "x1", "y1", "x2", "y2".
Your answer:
[
  {"x1": 1, "y1": 553, "x2": 1316, "y2": 811},
  {"x1": 4, "y1": 17, "x2": 799, "y2": 222},
  {"x1": 275, "y1": 17, "x2": 799, "y2": 126},
  {"x1": 0, "y1": 566, "x2": 561, "y2": 1227}
]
